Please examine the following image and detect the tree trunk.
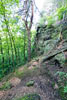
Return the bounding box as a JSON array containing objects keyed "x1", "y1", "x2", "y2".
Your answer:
[
  {"x1": 23, "y1": 42, "x2": 25, "y2": 61},
  {"x1": 6, "y1": 27, "x2": 14, "y2": 69},
  {"x1": 11, "y1": 35, "x2": 18, "y2": 65},
  {"x1": 3, "y1": 12, "x2": 14, "y2": 69},
  {"x1": 27, "y1": 30, "x2": 31, "y2": 62},
  {"x1": 0, "y1": 37, "x2": 4, "y2": 74},
  {"x1": 9, "y1": 36, "x2": 14, "y2": 68},
  {"x1": 17, "y1": 47, "x2": 20, "y2": 63},
  {"x1": 23, "y1": 33, "x2": 26, "y2": 61},
  {"x1": 6, "y1": 35, "x2": 11, "y2": 65}
]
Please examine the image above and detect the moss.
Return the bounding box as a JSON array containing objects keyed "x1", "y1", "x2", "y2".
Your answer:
[
  {"x1": 26, "y1": 80, "x2": 34, "y2": 87},
  {"x1": 16, "y1": 94, "x2": 40, "y2": 100}
]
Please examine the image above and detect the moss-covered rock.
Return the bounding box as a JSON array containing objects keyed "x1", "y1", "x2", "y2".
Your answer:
[
  {"x1": 16, "y1": 94, "x2": 41, "y2": 100},
  {"x1": 26, "y1": 80, "x2": 34, "y2": 87},
  {"x1": 36, "y1": 25, "x2": 56, "y2": 55}
]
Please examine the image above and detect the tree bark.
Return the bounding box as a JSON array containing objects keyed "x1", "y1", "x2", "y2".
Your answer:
[
  {"x1": 27, "y1": 30, "x2": 31, "y2": 62},
  {"x1": 22, "y1": 0, "x2": 34, "y2": 62}
]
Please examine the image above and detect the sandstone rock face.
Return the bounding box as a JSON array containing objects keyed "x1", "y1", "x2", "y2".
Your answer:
[
  {"x1": 35, "y1": 25, "x2": 56, "y2": 56},
  {"x1": 35, "y1": 24, "x2": 67, "y2": 62}
]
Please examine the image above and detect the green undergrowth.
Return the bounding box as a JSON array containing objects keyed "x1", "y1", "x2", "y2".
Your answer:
[
  {"x1": 15, "y1": 66, "x2": 40, "y2": 79},
  {"x1": 15, "y1": 94, "x2": 40, "y2": 100},
  {"x1": 59, "y1": 86, "x2": 67, "y2": 100},
  {"x1": 0, "y1": 81, "x2": 11, "y2": 91},
  {"x1": 56, "y1": 71, "x2": 67, "y2": 100}
]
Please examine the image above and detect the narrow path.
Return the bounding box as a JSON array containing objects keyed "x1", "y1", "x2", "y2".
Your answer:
[{"x1": 0, "y1": 60, "x2": 61, "y2": 100}]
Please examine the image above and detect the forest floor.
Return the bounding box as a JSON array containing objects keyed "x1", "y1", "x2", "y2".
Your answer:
[{"x1": 0, "y1": 56, "x2": 66, "y2": 100}]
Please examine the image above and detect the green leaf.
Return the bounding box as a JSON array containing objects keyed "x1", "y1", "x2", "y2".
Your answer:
[{"x1": 64, "y1": 86, "x2": 67, "y2": 93}]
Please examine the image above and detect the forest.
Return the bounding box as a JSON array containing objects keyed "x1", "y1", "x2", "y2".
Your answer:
[{"x1": 0, "y1": 0, "x2": 67, "y2": 100}]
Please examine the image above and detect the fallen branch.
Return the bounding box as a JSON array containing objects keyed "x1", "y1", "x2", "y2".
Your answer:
[{"x1": 42, "y1": 45, "x2": 67, "y2": 63}]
